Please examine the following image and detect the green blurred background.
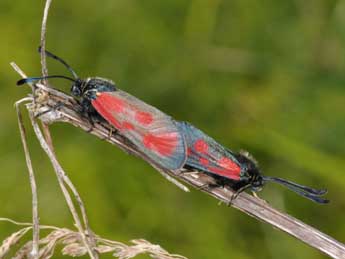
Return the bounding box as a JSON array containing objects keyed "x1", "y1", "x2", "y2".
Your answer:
[{"x1": 1, "y1": 0, "x2": 344, "y2": 258}]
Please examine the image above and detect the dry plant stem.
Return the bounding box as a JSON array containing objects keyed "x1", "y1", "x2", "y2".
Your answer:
[
  {"x1": 27, "y1": 111, "x2": 98, "y2": 259},
  {"x1": 41, "y1": 123, "x2": 54, "y2": 153},
  {"x1": 0, "y1": 218, "x2": 57, "y2": 230},
  {"x1": 196, "y1": 184, "x2": 345, "y2": 259},
  {"x1": 40, "y1": 0, "x2": 52, "y2": 81},
  {"x1": 12, "y1": 76, "x2": 345, "y2": 258},
  {"x1": 15, "y1": 99, "x2": 39, "y2": 259},
  {"x1": 40, "y1": 0, "x2": 54, "y2": 158},
  {"x1": 59, "y1": 170, "x2": 93, "y2": 232}
]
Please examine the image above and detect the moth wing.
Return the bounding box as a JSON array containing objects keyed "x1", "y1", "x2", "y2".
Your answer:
[
  {"x1": 91, "y1": 90, "x2": 186, "y2": 170},
  {"x1": 178, "y1": 122, "x2": 241, "y2": 180}
]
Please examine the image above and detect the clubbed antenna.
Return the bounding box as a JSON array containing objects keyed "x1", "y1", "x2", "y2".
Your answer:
[
  {"x1": 17, "y1": 75, "x2": 76, "y2": 86},
  {"x1": 263, "y1": 176, "x2": 329, "y2": 204}
]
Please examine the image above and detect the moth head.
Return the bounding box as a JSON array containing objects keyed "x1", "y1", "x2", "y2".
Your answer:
[
  {"x1": 70, "y1": 78, "x2": 84, "y2": 97},
  {"x1": 236, "y1": 150, "x2": 264, "y2": 190}
]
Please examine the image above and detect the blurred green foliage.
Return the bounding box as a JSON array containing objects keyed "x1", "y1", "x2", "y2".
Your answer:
[{"x1": 0, "y1": 0, "x2": 344, "y2": 258}]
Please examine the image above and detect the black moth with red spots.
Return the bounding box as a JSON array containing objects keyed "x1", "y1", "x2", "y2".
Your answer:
[
  {"x1": 178, "y1": 122, "x2": 329, "y2": 203},
  {"x1": 17, "y1": 48, "x2": 329, "y2": 204}
]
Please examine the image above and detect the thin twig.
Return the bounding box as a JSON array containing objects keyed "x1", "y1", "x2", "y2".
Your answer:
[
  {"x1": 11, "y1": 62, "x2": 345, "y2": 258},
  {"x1": 41, "y1": 123, "x2": 54, "y2": 152},
  {"x1": 0, "y1": 218, "x2": 59, "y2": 230},
  {"x1": 0, "y1": 217, "x2": 33, "y2": 227},
  {"x1": 11, "y1": 62, "x2": 28, "y2": 78},
  {"x1": 40, "y1": 0, "x2": 52, "y2": 81},
  {"x1": 27, "y1": 110, "x2": 98, "y2": 259},
  {"x1": 58, "y1": 171, "x2": 93, "y2": 233},
  {"x1": 15, "y1": 98, "x2": 40, "y2": 259}
]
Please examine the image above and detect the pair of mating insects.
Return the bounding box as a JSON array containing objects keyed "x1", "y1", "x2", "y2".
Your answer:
[{"x1": 18, "y1": 49, "x2": 329, "y2": 204}]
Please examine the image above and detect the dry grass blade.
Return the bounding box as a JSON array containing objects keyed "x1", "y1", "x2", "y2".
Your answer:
[
  {"x1": 0, "y1": 227, "x2": 31, "y2": 258},
  {"x1": 27, "y1": 110, "x2": 97, "y2": 259},
  {"x1": 40, "y1": 0, "x2": 52, "y2": 81},
  {"x1": 38, "y1": 229, "x2": 70, "y2": 259},
  {"x1": 15, "y1": 99, "x2": 40, "y2": 259},
  {"x1": 62, "y1": 243, "x2": 88, "y2": 257},
  {"x1": 113, "y1": 239, "x2": 188, "y2": 259},
  {"x1": 13, "y1": 241, "x2": 33, "y2": 259},
  {"x1": 61, "y1": 231, "x2": 87, "y2": 257},
  {"x1": 0, "y1": 220, "x2": 188, "y2": 259}
]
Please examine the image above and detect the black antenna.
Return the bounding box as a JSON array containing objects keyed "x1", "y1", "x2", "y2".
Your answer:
[
  {"x1": 38, "y1": 46, "x2": 79, "y2": 79},
  {"x1": 263, "y1": 176, "x2": 329, "y2": 204},
  {"x1": 17, "y1": 75, "x2": 76, "y2": 86}
]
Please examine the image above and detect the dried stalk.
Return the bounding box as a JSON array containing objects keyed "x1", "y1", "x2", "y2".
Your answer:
[
  {"x1": 10, "y1": 61, "x2": 345, "y2": 259},
  {"x1": 27, "y1": 110, "x2": 98, "y2": 259},
  {"x1": 15, "y1": 99, "x2": 40, "y2": 259},
  {"x1": 40, "y1": 0, "x2": 52, "y2": 81}
]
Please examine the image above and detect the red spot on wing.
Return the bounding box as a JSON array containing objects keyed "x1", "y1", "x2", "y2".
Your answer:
[
  {"x1": 205, "y1": 157, "x2": 241, "y2": 180},
  {"x1": 194, "y1": 139, "x2": 208, "y2": 153},
  {"x1": 206, "y1": 166, "x2": 241, "y2": 180},
  {"x1": 135, "y1": 111, "x2": 153, "y2": 125},
  {"x1": 95, "y1": 92, "x2": 125, "y2": 113},
  {"x1": 218, "y1": 157, "x2": 240, "y2": 171},
  {"x1": 199, "y1": 157, "x2": 209, "y2": 166},
  {"x1": 186, "y1": 147, "x2": 192, "y2": 156},
  {"x1": 92, "y1": 96, "x2": 123, "y2": 129},
  {"x1": 143, "y1": 132, "x2": 178, "y2": 156},
  {"x1": 123, "y1": 122, "x2": 135, "y2": 130}
]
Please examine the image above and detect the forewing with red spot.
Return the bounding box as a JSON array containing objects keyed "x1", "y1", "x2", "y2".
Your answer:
[
  {"x1": 178, "y1": 122, "x2": 242, "y2": 180},
  {"x1": 91, "y1": 90, "x2": 186, "y2": 170}
]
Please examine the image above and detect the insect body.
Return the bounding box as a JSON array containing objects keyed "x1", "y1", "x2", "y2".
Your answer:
[
  {"x1": 17, "y1": 49, "x2": 329, "y2": 204},
  {"x1": 178, "y1": 122, "x2": 329, "y2": 203}
]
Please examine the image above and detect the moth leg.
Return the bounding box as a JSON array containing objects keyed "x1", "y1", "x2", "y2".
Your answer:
[
  {"x1": 107, "y1": 127, "x2": 115, "y2": 140},
  {"x1": 78, "y1": 98, "x2": 101, "y2": 132},
  {"x1": 196, "y1": 182, "x2": 219, "y2": 192},
  {"x1": 85, "y1": 112, "x2": 95, "y2": 133},
  {"x1": 226, "y1": 184, "x2": 251, "y2": 206},
  {"x1": 177, "y1": 169, "x2": 218, "y2": 192},
  {"x1": 251, "y1": 191, "x2": 269, "y2": 204}
]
